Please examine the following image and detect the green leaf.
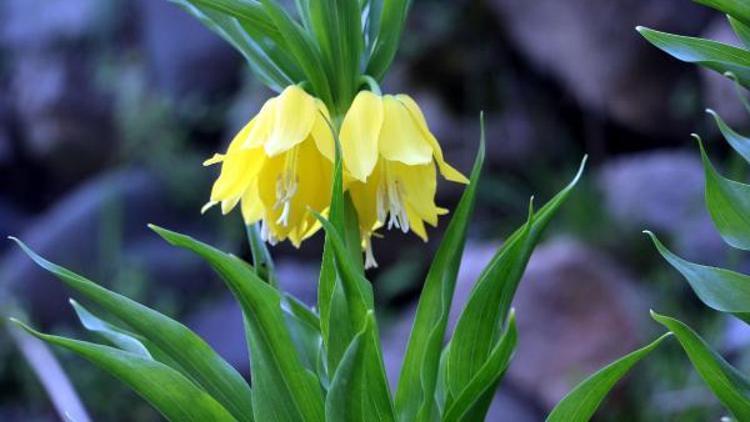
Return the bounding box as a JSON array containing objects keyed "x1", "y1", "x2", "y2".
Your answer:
[
  {"x1": 325, "y1": 312, "x2": 395, "y2": 422},
  {"x1": 11, "y1": 319, "x2": 236, "y2": 422},
  {"x1": 545, "y1": 333, "x2": 671, "y2": 422},
  {"x1": 697, "y1": 136, "x2": 750, "y2": 251},
  {"x1": 708, "y1": 109, "x2": 750, "y2": 165},
  {"x1": 260, "y1": 0, "x2": 333, "y2": 105},
  {"x1": 170, "y1": 0, "x2": 294, "y2": 91},
  {"x1": 442, "y1": 311, "x2": 518, "y2": 422},
  {"x1": 311, "y1": 213, "x2": 374, "y2": 339},
  {"x1": 246, "y1": 224, "x2": 277, "y2": 287},
  {"x1": 9, "y1": 237, "x2": 254, "y2": 422},
  {"x1": 394, "y1": 116, "x2": 485, "y2": 422},
  {"x1": 644, "y1": 231, "x2": 750, "y2": 321},
  {"x1": 651, "y1": 311, "x2": 750, "y2": 420},
  {"x1": 637, "y1": 27, "x2": 750, "y2": 88},
  {"x1": 309, "y1": 0, "x2": 364, "y2": 111},
  {"x1": 149, "y1": 225, "x2": 325, "y2": 422},
  {"x1": 69, "y1": 299, "x2": 152, "y2": 359},
  {"x1": 694, "y1": 0, "x2": 750, "y2": 27},
  {"x1": 319, "y1": 126, "x2": 366, "y2": 374},
  {"x1": 729, "y1": 15, "x2": 750, "y2": 49},
  {"x1": 282, "y1": 295, "x2": 326, "y2": 386},
  {"x1": 446, "y1": 157, "x2": 587, "y2": 399},
  {"x1": 362, "y1": 0, "x2": 385, "y2": 58},
  {"x1": 184, "y1": 0, "x2": 308, "y2": 84},
  {"x1": 184, "y1": 0, "x2": 280, "y2": 40},
  {"x1": 366, "y1": 0, "x2": 410, "y2": 80}
]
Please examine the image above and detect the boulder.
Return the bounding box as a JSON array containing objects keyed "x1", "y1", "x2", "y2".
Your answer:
[
  {"x1": 488, "y1": 0, "x2": 711, "y2": 134},
  {"x1": 0, "y1": 168, "x2": 216, "y2": 326},
  {"x1": 598, "y1": 150, "x2": 726, "y2": 264},
  {"x1": 135, "y1": 0, "x2": 240, "y2": 102}
]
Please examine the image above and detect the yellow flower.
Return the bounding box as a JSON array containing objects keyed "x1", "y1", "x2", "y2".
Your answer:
[
  {"x1": 202, "y1": 85, "x2": 335, "y2": 247},
  {"x1": 340, "y1": 91, "x2": 469, "y2": 267}
]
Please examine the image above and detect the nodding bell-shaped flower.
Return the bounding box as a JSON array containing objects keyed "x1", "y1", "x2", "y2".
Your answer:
[
  {"x1": 340, "y1": 91, "x2": 469, "y2": 268},
  {"x1": 202, "y1": 85, "x2": 335, "y2": 247}
]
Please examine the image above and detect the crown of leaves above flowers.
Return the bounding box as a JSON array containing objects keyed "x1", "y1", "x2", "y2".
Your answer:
[{"x1": 172, "y1": 0, "x2": 410, "y2": 114}]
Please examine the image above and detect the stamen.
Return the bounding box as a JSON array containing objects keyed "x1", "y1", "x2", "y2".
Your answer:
[
  {"x1": 379, "y1": 164, "x2": 410, "y2": 233},
  {"x1": 273, "y1": 147, "x2": 300, "y2": 227},
  {"x1": 201, "y1": 201, "x2": 217, "y2": 214}
]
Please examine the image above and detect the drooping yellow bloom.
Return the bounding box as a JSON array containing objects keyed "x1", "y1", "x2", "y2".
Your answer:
[
  {"x1": 203, "y1": 85, "x2": 335, "y2": 247},
  {"x1": 340, "y1": 92, "x2": 469, "y2": 267}
]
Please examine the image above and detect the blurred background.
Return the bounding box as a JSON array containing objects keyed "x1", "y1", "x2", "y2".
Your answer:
[{"x1": 1, "y1": 0, "x2": 748, "y2": 420}]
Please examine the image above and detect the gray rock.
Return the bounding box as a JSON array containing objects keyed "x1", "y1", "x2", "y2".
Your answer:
[
  {"x1": 9, "y1": 53, "x2": 113, "y2": 176},
  {"x1": 488, "y1": 0, "x2": 711, "y2": 134},
  {"x1": 0, "y1": 168, "x2": 215, "y2": 326},
  {"x1": 1, "y1": 0, "x2": 108, "y2": 49},
  {"x1": 700, "y1": 17, "x2": 749, "y2": 128},
  {"x1": 508, "y1": 237, "x2": 645, "y2": 409},
  {"x1": 443, "y1": 239, "x2": 643, "y2": 410},
  {"x1": 381, "y1": 302, "x2": 542, "y2": 420},
  {"x1": 187, "y1": 294, "x2": 249, "y2": 374},
  {"x1": 136, "y1": 0, "x2": 240, "y2": 101},
  {"x1": 724, "y1": 316, "x2": 750, "y2": 353},
  {"x1": 598, "y1": 150, "x2": 726, "y2": 264},
  {"x1": 383, "y1": 237, "x2": 642, "y2": 417},
  {"x1": 276, "y1": 259, "x2": 320, "y2": 306}
]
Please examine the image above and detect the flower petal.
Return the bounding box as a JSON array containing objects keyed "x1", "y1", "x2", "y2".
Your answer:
[
  {"x1": 348, "y1": 160, "x2": 383, "y2": 233},
  {"x1": 391, "y1": 161, "x2": 441, "y2": 226},
  {"x1": 378, "y1": 96, "x2": 433, "y2": 166},
  {"x1": 209, "y1": 120, "x2": 266, "y2": 202},
  {"x1": 311, "y1": 99, "x2": 335, "y2": 162},
  {"x1": 340, "y1": 91, "x2": 384, "y2": 181},
  {"x1": 263, "y1": 86, "x2": 317, "y2": 156},
  {"x1": 240, "y1": 180, "x2": 264, "y2": 224},
  {"x1": 243, "y1": 99, "x2": 275, "y2": 150},
  {"x1": 396, "y1": 94, "x2": 469, "y2": 184}
]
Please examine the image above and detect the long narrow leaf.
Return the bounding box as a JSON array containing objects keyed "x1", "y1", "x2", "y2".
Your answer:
[
  {"x1": 325, "y1": 312, "x2": 395, "y2": 422},
  {"x1": 645, "y1": 231, "x2": 750, "y2": 322},
  {"x1": 545, "y1": 333, "x2": 671, "y2": 422},
  {"x1": 652, "y1": 312, "x2": 750, "y2": 419},
  {"x1": 246, "y1": 224, "x2": 277, "y2": 287},
  {"x1": 11, "y1": 320, "x2": 236, "y2": 422},
  {"x1": 69, "y1": 299, "x2": 152, "y2": 359},
  {"x1": 9, "y1": 237, "x2": 254, "y2": 422},
  {"x1": 394, "y1": 118, "x2": 485, "y2": 422},
  {"x1": 694, "y1": 0, "x2": 750, "y2": 27},
  {"x1": 309, "y1": 0, "x2": 364, "y2": 110},
  {"x1": 260, "y1": 0, "x2": 333, "y2": 105},
  {"x1": 730, "y1": 15, "x2": 750, "y2": 49},
  {"x1": 366, "y1": 0, "x2": 410, "y2": 80},
  {"x1": 446, "y1": 157, "x2": 587, "y2": 398},
  {"x1": 170, "y1": 0, "x2": 293, "y2": 91},
  {"x1": 637, "y1": 27, "x2": 750, "y2": 87},
  {"x1": 319, "y1": 127, "x2": 366, "y2": 374},
  {"x1": 697, "y1": 137, "x2": 750, "y2": 251},
  {"x1": 708, "y1": 109, "x2": 750, "y2": 165},
  {"x1": 150, "y1": 225, "x2": 325, "y2": 422},
  {"x1": 442, "y1": 311, "x2": 518, "y2": 422}
]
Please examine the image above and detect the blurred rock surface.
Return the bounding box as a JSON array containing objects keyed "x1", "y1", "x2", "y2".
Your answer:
[
  {"x1": 488, "y1": 0, "x2": 710, "y2": 134},
  {"x1": 382, "y1": 237, "x2": 644, "y2": 415},
  {"x1": 2, "y1": 0, "x2": 117, "y2": 179},
  {"x1": 136, "y1": 0, "x2": 240, "y2": 101},
  {"x1": 598, "y1": 150, "x2": 726, "y2": 264},
  {"x1": 0, "y1": 168, "x2": 214, "y2": 326},
  {"x1": 445, "y1": 238, "x2": 644, "y2": 409}
]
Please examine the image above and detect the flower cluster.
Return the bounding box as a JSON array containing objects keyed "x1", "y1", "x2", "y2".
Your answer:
[{"x1": 204, "y1": 85, "x2": 467, "y2": 266}]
